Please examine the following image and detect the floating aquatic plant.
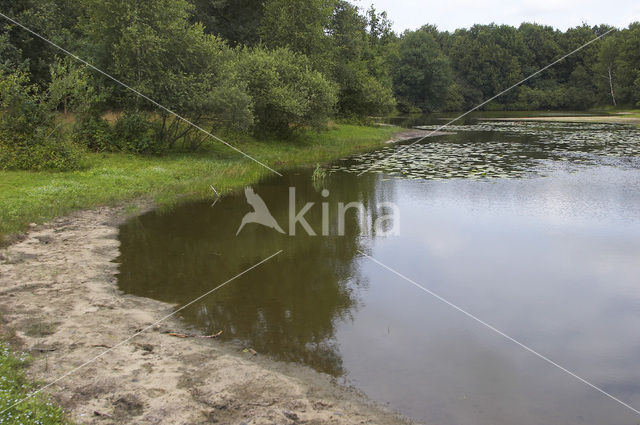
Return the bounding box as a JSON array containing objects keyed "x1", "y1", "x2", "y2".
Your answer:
[{"x1": 331, "y1": 121, "x2": 640, "y2": 181}]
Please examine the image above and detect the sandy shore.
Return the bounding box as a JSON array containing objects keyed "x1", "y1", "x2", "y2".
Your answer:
[{"x1": 0, "y1": 205, "x2": 412, "y2": 425}]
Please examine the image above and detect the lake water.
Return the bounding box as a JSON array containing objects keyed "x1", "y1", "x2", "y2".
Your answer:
[{"x1": 117, "y1": 119, "x2": 640, "y2": 425}]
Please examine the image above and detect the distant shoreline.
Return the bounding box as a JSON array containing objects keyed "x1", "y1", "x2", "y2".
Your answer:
[
  {"x1": 483, "y1": 115, "x2": 640, "y2": 125},
  {"x1": 385, "y1": 129, "x2": 456, "y2": 143}
]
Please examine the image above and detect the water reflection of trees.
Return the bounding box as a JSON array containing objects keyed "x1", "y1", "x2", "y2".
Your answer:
[{"x1": 117, "y1": 171, "x2": 395, "y2": 376}]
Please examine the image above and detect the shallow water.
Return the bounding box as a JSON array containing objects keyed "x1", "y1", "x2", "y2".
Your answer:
[{"x1": 117, "y1": 119, "x2": 640, "y2": 425}]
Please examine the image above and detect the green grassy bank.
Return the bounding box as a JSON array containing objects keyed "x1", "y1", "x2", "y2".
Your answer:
[
  {"x1": 0, "y1": 124, "x2": 398, "y2": 242},
  {"x1": 0, "y1": 343, "x2": 69, "y2": 424}
]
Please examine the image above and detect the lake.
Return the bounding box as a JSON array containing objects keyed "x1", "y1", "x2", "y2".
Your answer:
[{"x1": 117, "y1": 118, "x2": 640, "y2": 425}]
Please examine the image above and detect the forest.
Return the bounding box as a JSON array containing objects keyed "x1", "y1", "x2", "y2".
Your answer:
[{"x1": 1, "y1": 0, "x2": 639, "y2": 171}]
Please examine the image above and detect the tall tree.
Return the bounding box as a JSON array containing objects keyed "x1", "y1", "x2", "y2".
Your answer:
[
  {"x1": 260, "y1": 0, "x2": 336, "y2": 71},
  {"x1": 597, "y1": 36, "x2": 620, "y2": 105},
  {"x1": 0, "y1": 0, "x2": 79, "y2": 84},
  {"x1": 327, "y1": 1, "x2": 394, "y2": 117},
  {"x1": 392, "y1": 27, "x2": 452, "y2": 112},
  {"x1": 449, "y1": 24, "x2": 526, "y2": 108},
  {"x1": 518, "y1": 23, "x2": 562, "y2": 80},
  {"x1": 190, "y1": 0, "x2": 263, "y2": 46},
  {"x1": 616, "y1": 23, "x2": 640, "y2": 106},
  {"x1": 78, "y1": 0, "x2": 253, "y2": 148}
]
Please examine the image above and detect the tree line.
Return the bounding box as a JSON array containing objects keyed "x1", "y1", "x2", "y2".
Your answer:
[
  {"x1": 1, "y1": 0, "x2": 639, "y2": 170},
  {"x1": 400, "y1": 22, "x2": 640, "y2": 112}
]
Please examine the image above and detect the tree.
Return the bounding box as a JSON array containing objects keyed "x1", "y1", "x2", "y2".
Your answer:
[
  {"x1": 518, "y1": 23, "x2": 562, "y2": 81},
  {"x1": 0, "y1": 32, "x2": 25, "y2": 74},
  {"x1": 567, "y1": 64, "x2": 597, "y2": 109},
  {"x1": 616, "y1": 23, "x2": 640, "y2": 106},
  {"x1": 78, "y1": 0, "x2": 253, "y2": 150},
  {"x1": 363, "y1": 6, "x2": 397, "y2": 91},
  {"x1": 597, "y1": 36, "x2": 619, "y2": 105},
  {"x1": 0, "y1": 0, "x2": 80, "y2": 85},
  {"x1": 48, "y1": 57, "x2": 103, "y2": 115},
  {"x1": 260, "y1": 0, "x2": 336, "y2": 71},
  {"x1": 449, "y1": 24, "x2": 526, "y2": 108},
  {"x1": 392, "y1": 28, "x2": 451, "y2": 112},
  {"x1": 327, "y1": 1, "x2": 395, "y2": 118},
  {"x1": 190, "y1": 0, "x2": 264, "y2": 46},
  {"x1": 236, "y1": 47, "x2": 337, "y2": 136}
]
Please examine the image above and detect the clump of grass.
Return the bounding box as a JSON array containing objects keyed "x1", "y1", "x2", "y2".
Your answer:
[
  {"x1": 311, "y1": 163, "x2": 327, "y2": 182},
  {"x1": 0, "y1": 343, "x2": 69, "y2": 424}
]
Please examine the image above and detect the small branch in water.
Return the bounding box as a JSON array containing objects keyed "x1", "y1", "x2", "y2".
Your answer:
[{"x1": 166, "y1": 330, "x2": 223, "y2": 339}]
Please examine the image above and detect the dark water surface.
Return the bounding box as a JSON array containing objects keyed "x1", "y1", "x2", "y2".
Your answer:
[{"x1": 117, "y1": 119, "x2": 640, "y2": 425}]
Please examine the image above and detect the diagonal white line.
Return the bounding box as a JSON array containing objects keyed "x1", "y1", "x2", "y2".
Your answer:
[
  {"x1": 356, "y1": 28, "x2": 615, "y2": 176},
  {"x1": 357, "y1": 249, "x2": 640, "y2": 416},
  {"x1": 0, "y1": 12, "x2": 282, "y2": 177},
  {"x1": 0, "y1": 249, "x2": 283, "y2": 415},
  {"x1": 210, "y1": 185, "x2": 220, "y2": 207}
]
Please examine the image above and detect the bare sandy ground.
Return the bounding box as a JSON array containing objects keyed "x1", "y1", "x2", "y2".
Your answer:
[
  {"x1": 485, "y1": 115, "x2": 640, "y2": 125},
  {"x1": 0, "y1": 205, "x2": 413, "y2": 425}
]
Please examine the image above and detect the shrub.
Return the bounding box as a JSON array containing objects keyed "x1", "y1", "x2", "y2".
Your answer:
[
  {"x1": 334, "y1": 65, "x2": 395, "y2": 119},
  {"x1": 80, "y1": 0, "x2": 254, "y2": 150},
  {"x1": 0, "y1": 136, "x2": 84, "y2": 171},
  {"x1": 113, "y1": 111, "x2": 155, "y2": 154},
  {"x1": 73, "y1": 112, "x2": 158, "y2": 155},
  {"x1": 237, "y1": 47, "x2": 338, "y2": 136},
  {"x1": 72, "y1": 115, "x2": 113, "y2": 152},
  {"x1": 0, "y1": 69, "x2": 84, "y2": 171}
]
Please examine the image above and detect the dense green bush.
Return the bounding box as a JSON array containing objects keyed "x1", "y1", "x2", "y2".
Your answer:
[
  {"x1": 79, "y1": 0, "x2": 254, "y2": 151},
  {"x1": 514, "y1": 85, "x2": 568, "y2": 110},
  {"x1": 113, "y1": 112, "x2": 155, "y2": 153},
  {"x1": 0, "y1": 136, "x2": 83, "y2": 171},
  {"x1": 74, "y1": 112, "x2": 158, "y2": 154},
  {"x1": 0, "y1": 69, "x2": 83, "y2": 171},
  {"x1": 334, "y1": 65, "x2": 395, "y2": 119},
  {"x1": 72, "y1": 115, "x2": 112, "y2": 152},
  {"x1": 237, "y1": 47, "x2": 338, "y2": 136}
]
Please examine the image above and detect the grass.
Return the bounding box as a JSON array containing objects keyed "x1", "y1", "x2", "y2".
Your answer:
[
  {"x1": 0, "y1": 343, "x2": 69, "y2": 424},
  {"x1": 0, "y1": 124, "x2": 399, "y2": 241}
]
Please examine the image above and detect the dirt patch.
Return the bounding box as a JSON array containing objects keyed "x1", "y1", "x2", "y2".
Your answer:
[{"x1": 0, "y1": 205, "x2": 413, "y2": 424}]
